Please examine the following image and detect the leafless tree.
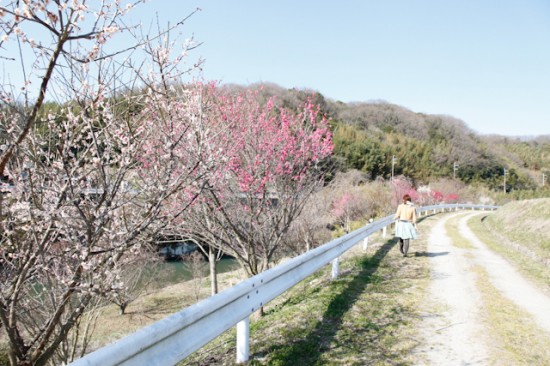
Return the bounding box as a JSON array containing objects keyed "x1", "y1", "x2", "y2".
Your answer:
[
  {"x1": 182, "y1": 251, "x2": 208, "y2": 303},
  {"x1": 109, "y1": 251, "x2": 166, "y2": 315}
]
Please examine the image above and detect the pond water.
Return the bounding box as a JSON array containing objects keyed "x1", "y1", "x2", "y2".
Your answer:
[{"x1": 157, "y1": 257, "x2": 239, "y2": 286}]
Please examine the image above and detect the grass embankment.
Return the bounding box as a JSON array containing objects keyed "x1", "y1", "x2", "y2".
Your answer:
[
  {"x1": 445, "y1": 210, "x2": 550, "y2": 365},
  {"x1": 178, "y1": 216, "x2": 439, "y2": 366},
  {"x1": 468, "y1": 198, "x2": 550, "y2": 292}
]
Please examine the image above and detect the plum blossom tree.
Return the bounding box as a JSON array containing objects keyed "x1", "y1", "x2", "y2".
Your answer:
[
  {"x1": 181, "y1": 88, "x2": 333, "y2": 280},
  {"x1": 391, "y1": 176, "x2": 418, "y2": 207},
  {"x1": 330, "y1": 191, "x2": 368, "y2": 234},
  {"x1": 0, "y1": 1, "x2": 206, "y2": 365}
]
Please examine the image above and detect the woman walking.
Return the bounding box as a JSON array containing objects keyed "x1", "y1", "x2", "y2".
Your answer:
[{"x1": 394, "y1": 194, "x2": 418, "y2": 257}]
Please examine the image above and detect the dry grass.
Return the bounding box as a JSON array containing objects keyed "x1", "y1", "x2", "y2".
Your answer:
[
  {"x1": 87, "y1": 266, "x2": 250, "y2": 351},
  {"x1": 444, "y1": 208, "x2": 550, "y2": 366},
  {"x1": 473, "y1": 265, "x2": 550, "y2": 365},
  {"x1": 483, "y1": 198, "x2": 550, "y2": 259},
  {"x1": 445, "y1": 213, "x2": 475, "y2": 250}
]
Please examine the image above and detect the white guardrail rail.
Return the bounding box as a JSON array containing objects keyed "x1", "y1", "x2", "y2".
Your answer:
[{"x1": 69, "y1": 203, "x2": 498, "y2": 366}]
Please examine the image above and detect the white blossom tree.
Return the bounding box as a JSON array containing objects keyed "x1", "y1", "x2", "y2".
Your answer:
[{"x1": 0, "y1": 1, "x2": 209, "y2": 365}]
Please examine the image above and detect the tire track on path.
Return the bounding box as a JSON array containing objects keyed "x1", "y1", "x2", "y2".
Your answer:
[
  {"x1": 414, "y1": 212, "x2": 489, "y2": 366},
  {"x1": 457, "y1": 213, "x2": 550, "y2": 335},
  {"x1": 414, "y1": 212, "x2": 550, "y2": 365}
]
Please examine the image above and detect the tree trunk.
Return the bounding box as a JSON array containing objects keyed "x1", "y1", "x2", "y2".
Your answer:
[
  {"x1": 209, "y1": 246, "x2": 218, "y2": 296},
  {"x1": 119, "y1": 303, "x2": 127, "y2": 315}
]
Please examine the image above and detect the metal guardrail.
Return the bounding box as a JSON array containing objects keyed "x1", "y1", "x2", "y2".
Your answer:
[{"x1": 69, "y1": 203, "x2": 497, "y2": 366}]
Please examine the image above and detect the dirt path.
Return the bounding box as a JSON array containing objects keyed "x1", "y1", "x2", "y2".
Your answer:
[{"x1": 413, "y1": 212, "x2": 550, "y2": 365}]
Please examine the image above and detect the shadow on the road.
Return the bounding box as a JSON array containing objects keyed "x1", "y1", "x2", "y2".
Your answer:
[
  {"x1": 261, "y1": 238, "x2": 397, "y2": 365},
  {"x1": 414, "y1": 251, "x2": 449, "y2": 257}
]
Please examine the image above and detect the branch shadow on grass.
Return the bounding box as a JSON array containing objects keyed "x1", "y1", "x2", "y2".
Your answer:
[{"x1": 262, "y1": 238, "x2": 397, "y2": 365}]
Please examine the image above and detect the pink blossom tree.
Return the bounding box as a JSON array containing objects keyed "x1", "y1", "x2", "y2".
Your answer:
[
  {"x1": 391, "y1": 176, "x2": 418, "y2": 206},
  {"x1": 0, "y1": 2, "x2": 206, "y2": 365},
  {"x1": 330, "y1": 190, "x2": 369, "y2": 234},
  {"x1": 431, "y1": 190, "x2": 444, "y2": 203},
  {"x1": 444, "y1": 193, "x2": 460, "y2": 203},
  {"x1": 180, "y1": 87, "x2": 333, "y2": 281}
]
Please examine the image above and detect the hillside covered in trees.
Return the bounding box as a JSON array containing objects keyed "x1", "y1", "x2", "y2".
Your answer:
[{"x1": 239, "y1": 83, "x2": 550, "y2": 195}]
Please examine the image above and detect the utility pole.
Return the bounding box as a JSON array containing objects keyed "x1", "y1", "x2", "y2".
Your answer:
[
  {"x1": 391, "y1": 155, "x2": 397, "y2": 181},
  {"x1": 503, "y1": 168, "x2": 508, "y2": 194},
  {"x1": 453, "y1": 162, "x2": 459, "y2": 180}
]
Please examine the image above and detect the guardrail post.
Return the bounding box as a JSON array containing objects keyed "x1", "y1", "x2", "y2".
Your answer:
[
  {"x1": 331, "y1": 257, "x2": 339, "y2": 279},
  {"x1": 382, "y1": 226, "x2": 387, "y2": 238},
  {"x1": 236, "y1": 317, "x2": 250, "y2": 363},
  {"x1": 362, "y1": 237, "x2": 369, "y2": 251}
]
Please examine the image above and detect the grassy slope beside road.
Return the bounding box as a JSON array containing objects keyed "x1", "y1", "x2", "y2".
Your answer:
[
  {"x1": 469, "y1": 198, "x2": 550, "y2": 293},
  {"x1": 181, "y1": 216, "x2": 439, "y2": 366}
]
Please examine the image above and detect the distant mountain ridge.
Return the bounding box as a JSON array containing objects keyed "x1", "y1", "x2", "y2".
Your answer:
[{"x1": 229, "y1": 82, "x2": 550, "y2": 192}]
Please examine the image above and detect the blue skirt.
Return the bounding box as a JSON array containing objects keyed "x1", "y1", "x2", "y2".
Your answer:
[{"x1": 395, "y1": 221, "x2": 417, "y2": 240}]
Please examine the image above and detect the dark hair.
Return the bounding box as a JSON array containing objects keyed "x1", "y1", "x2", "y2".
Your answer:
[{"x1": 403, "y1": 194, "x2": 411, "y2": 202}]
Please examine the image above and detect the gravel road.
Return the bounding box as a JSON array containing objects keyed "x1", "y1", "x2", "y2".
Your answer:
[{"x1": 413, "y1": 212, "x2": 550, "y2": 365}]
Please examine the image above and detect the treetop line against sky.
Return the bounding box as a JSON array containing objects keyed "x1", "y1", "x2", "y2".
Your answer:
[
  {"x1": 124, "y1": 0, "x2": 549, "y2": 137},
  {"x1": 3, "y1": 1, "x2": 549, "y2": 137}
]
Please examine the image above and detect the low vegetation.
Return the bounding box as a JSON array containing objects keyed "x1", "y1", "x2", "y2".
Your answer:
[{"x1": 481, "y1": 198, "x2": 550, "y2": 260}]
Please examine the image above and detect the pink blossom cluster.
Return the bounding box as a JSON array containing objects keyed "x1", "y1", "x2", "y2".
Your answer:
[
  {"x1": 207, "y1": 88, "x2": 333, "y2": 195},
  {"x1": 393, "y1": 179, "x2": 460, "y2": 206}
]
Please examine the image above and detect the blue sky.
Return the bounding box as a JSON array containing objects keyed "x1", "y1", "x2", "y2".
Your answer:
[{"x1": 131, "y1": 1, "x2": 549, "y2": 136}]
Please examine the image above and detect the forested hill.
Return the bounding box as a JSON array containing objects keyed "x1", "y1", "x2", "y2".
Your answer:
[{"x1": 234, "y1": 83, "x2": 550, "y2": 193}]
